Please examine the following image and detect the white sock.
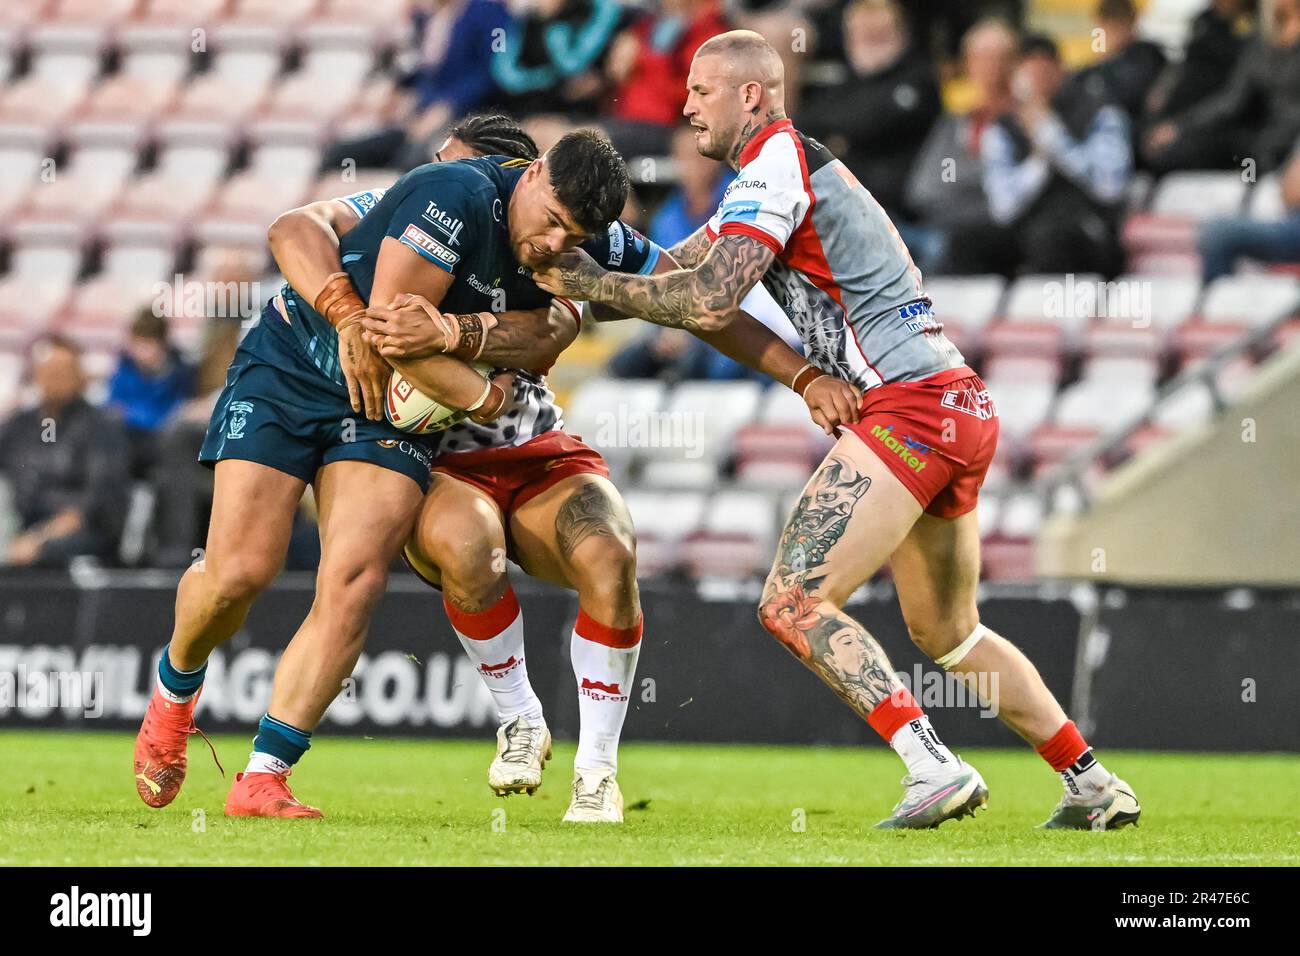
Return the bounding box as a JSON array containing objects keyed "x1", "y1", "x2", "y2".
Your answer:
[
  {"x1": 571, "y1": 613, "x2": 641, "y2": 771},
  {"x1": 1061, "y1": 750, "x2": 1111, "y2": 797},
  {"x1": 889, "y1": 716, "x2": 960, "y2": 779},
  {"x1": 158, "y1": 685, "x2": 195, "y2": 704},
  {"x1": 244, "y1": 752, "x2": 290, "y2": 775},
  {"x1": 447, "y1": 589, "x2": 545, "y2": 725}
]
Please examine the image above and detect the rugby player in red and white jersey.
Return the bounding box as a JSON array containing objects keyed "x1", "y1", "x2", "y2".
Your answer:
[
  {"x1": 538, "y1": 31, "x2": 1140, "y2": 829},
  {"x1": 266, "y1": 115, "x2": 863, "y2": 822}
]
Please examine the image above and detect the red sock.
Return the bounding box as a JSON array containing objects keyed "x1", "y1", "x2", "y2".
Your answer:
[
  {"x1": 866, "y1": 689, "x2": 924, "y2": 742},
  {"x1": 1037, "y1": 719, "x2": 1089, "y2": 772},
  {"x1": 574, "y1": 608, "x2": 643, "y2": 648},
  {"x1": 443, "y1": 586, "x2": 520, "y2": 640}
]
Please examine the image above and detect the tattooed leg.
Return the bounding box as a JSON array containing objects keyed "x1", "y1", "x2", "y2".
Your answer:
[
  {"x1": 510, "y1": 474, "x2": 641, "y2": 628},
  {"x1": 757, "y1": 438, "x2": 924, "y2": 722}
]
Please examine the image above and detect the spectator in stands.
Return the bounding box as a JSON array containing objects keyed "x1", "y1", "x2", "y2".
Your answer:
[
  {"x1": 106, "y1": 309, "x2": 195, "y2": 479},
  {"x1": 0, "y1": 337, "x2": 128, "y2": 568},
  {"x1": 602, "y1": 0, "x2": 732, "y2": 159},
  {"x1": 800, "y1": 0, "x2": 942, "y2": 222},
  {"x1": 955, "y1": 33, "x2": 1130, "y2": 277},
  {"x1": 321, "y1": 0, "x2": 511, "y2": 172},
  {"x1": 1144, "y1": 0, "x2": 1253, "y2": 132},
  {"x1": 1198, "y1": 141, "x2": 1300, "y2": 281},
  {"x1": 1072, "y1": 0, "x2": 1166, "y2": 124},
  {"x1": 907, "y1": 17, "x2": 1019, "y2": 272},
  {"x1": 491, "y1": 0, "x2": 630, "y2": 119},
  {"x1": 1144, "y1": 0, "x2": 1300, "y2": 174}
]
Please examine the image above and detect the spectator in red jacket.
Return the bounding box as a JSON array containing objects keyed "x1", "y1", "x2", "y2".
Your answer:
[{"x1": 602, "y1": 0, "x2": 732, "y2": 157}]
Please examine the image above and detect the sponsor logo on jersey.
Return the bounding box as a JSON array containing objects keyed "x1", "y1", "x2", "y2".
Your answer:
[
  {"x1": 606, "y1": 222, "x2": 625, "y2": 266},
  {"x1": 226, "y1": 401, "x2": 254, "y2": 440},
  {"x1": 466, "y1": 273, "x2": 501, "y2": 297},
  {"x1": 720, "y1": 200, "x2": 762, "y2": 224},
  {"x1": 400, "y1": 224, "x2": 460, "y2": 270},
  {"x1": 869, "y1": 423, "x2": 928, "y2": 472},
  {"x1": 724, "y1": 178, "x2": 767, "y2": 198},
  {"x1": 343, "y1": 188, "x2": 385, "y2": 217},
  {"x1": 422, "y1": 200, "x2": 464, "y2": 242}
]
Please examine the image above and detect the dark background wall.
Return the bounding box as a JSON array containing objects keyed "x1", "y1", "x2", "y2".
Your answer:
[{"x1": 0, "y1": 572, "x2": 1296, "y2": 752}]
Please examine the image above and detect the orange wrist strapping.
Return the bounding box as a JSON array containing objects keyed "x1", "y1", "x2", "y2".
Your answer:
[{"x1": 314, "y1": 272, "x2": 366, "y2": 331}]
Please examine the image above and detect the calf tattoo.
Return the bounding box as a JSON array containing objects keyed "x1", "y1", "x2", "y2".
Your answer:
[{"x1": 760, "y1": 455, "x2": 902, "y2": 713}]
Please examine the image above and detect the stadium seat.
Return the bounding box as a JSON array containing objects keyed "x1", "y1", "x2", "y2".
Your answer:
[
  {"x1": 924, "y1": 275, "x2": 1005, "y2": 354},
  {"x1": 983, "y1": 357, "x2": 1059, "y2": 441},
  {"x1": 1149, "y1": 171, "x2": 1248, "y2": 221},
  {"x1": 680, "y1": 489, "x2": 780, "y2": 579},
  {"x1": 1177, "y1": 274, "x2": 1300, "y2": 358},
  {"x1": 12, "y1": 145, "x2": 139, "y2": 231},
  {"x1": 563, "y1": 377, "x2": 667, "y2": 468},
  {"x1": 57, "y1": 276, "x2": 160, "y2": 349},
  {"x1": 985, "y1": 274, "x2": 1100, "y2": 357},
  {"x1": 639, "y1": 380, "x2": 763, "y2": 483},
  {"x1": 732, "y1": 423, "x2": 820, "y2": 489},
  {"x1": 1247, "y1": 174, "x2": 1287, "y2": 222},
  {"x1": 998, "y1": 490, "x2": 1045, "y2": 538},
  {"x1": 0, "y1": 277, "x2": 72, "y2": 347},
  {"x1": 0, "y1": 147, "x2": 47, "y2": 218},
  {"x1": 1085, "y1": 274, "x2": 1200, "y2": 357},
  {"x1": 1053, "y1": 375, "x2": 1155, "y2": 430},
  {"x1": 308, "y1": 168, "x2": 399, "y2": 202},
  {"x1": 194, "y1": 170, "x2": 310, "y2": 246},
  {"x1": 66, "y1": 73, "x2": 180, "y2": 148},
  {"x1": 978, "y1": 535, "x2": 1036, "y2": 581},
  {"x1": 1150, "y1": 379, "x2": 1215, "y2": 432},
  {"x1": 622, "y1": 488, "x2": 706, "y2": 575}
]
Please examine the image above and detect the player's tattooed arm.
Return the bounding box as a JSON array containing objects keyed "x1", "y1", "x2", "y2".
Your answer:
[
  {"x1": 535, "y1": 235, "x2": 774, "y2": 332},
  {"x1": 758, "y1": 455, "x2": 901, "y2": 714},
  {"x1": 666, "y1": 224, "x2": 715, "y2": 269}
]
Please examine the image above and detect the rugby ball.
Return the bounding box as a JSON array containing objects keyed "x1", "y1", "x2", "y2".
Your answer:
[{"x1": 385, "y1": 362, "x2": 493, "y2": 434}]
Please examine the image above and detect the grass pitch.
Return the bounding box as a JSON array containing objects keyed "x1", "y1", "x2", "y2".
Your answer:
[{"x1": 1, "y1": 730, "x2": 1296, "y2": 866}]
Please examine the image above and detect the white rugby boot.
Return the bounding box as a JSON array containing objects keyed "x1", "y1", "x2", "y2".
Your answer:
[
  {"x1": 1040, "y1": 774, "x2": 1141, "y2": 830},
  {"x1": 488, "y1": 715, "x2": 551, "y2": 796},
  {"x1": 562, "y1": 767, "x2": 624, "y2": 823},
  {"x1": 873, "y1": 759, "x2": 989, "y2": 829}
]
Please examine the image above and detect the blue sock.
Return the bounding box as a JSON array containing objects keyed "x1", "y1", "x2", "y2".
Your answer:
[
  {"x1": 157, "y1": 645, "x2": 206, "y2": 701},
  {"x1": 251, "y1": 714, "x2": 312, "y2": 769}
]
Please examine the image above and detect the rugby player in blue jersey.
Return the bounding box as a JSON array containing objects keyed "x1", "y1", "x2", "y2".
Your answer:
[
  {"x1": 228, "y1": 115, "x2": 864, "y2": 821},
  {"x1": 132, "y1": 120, "x2": 650, "y2": 818}
]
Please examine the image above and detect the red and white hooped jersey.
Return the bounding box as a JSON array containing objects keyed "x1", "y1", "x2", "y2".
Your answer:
[{"x1": 705, "y1": 119, "x2": 964, "y2": 390}]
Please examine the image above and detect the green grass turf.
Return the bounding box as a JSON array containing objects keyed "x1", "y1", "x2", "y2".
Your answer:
[{"x1": 1, "y1": 730, "x2": 1296, "y2": 866}]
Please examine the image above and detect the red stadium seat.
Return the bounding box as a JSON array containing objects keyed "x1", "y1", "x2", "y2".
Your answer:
[
  {"x1": 0, "y1": 277, "x2": 73, "y2": 348},
  {"x1": 194, "y1": 170, "x2": 309, "y2": 245},
  {"x1": 733, "y1": 423, "x2": 822, "y2": 489},
  {"x1": 680, "y1": 532, "x2": 768, "y2": 580},
  {"x1": 65, "y1": 73, "x2": 180, "y2": 148}
]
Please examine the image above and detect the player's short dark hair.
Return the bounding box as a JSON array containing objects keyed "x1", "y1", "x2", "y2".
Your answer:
[
  {"x1": 448, "y1": 113, "x2": 539, "y2": 161},
  {"x1": 545, "y1": 130, "x2": 629, "y2": 235},
  {"x1": 1019, "y1": 32, "x2": 1060, "y2": 61}
]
